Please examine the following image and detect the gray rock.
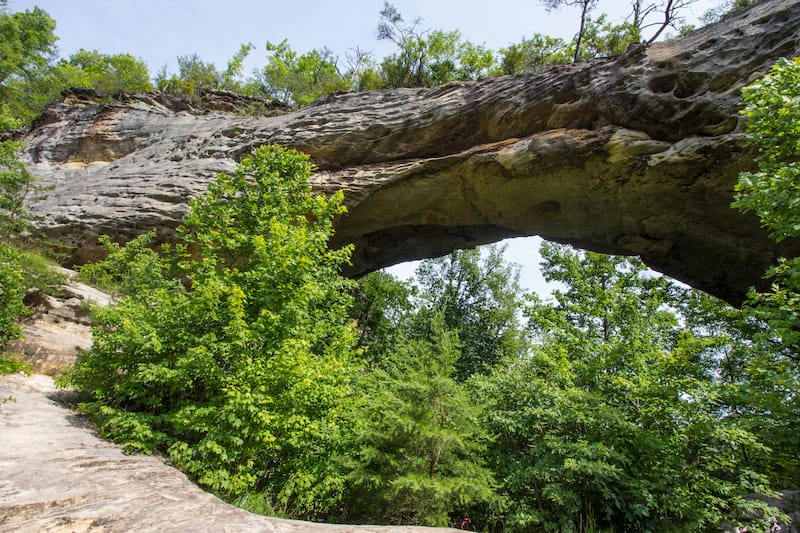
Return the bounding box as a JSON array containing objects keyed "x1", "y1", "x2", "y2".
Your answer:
[
  {"x1": 7, "y1": 268, "x2": 112, "y2": 375},
  {"x1": 0, "y1": 373, "x2": 459, "y2": 532},
  {"x1": 23, "y1": 0, "x2": 800, "y2": 304}
]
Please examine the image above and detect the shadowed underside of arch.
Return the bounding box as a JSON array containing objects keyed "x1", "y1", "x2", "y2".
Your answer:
[{"x1": 24, "y1": 0, "x2": 800, "y2": 304}]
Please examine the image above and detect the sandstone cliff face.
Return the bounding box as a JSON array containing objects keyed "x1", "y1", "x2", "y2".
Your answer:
[{"x1": 23, "y1": 0, "x2": 800, "y2": 304}]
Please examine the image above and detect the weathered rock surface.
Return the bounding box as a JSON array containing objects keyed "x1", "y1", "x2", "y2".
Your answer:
[
  {"x1": 8, "y1": 267, "x2": 112, "y2": 375},
  {"x1": 23, "y1": 0, "x2": 800, "y2": 303},
  {"x1": 0, "y1": 373, "x2": 458, "y2": 533},
  {"x1": 0, "y1": 276, "x2": 459, "y2": 532}
]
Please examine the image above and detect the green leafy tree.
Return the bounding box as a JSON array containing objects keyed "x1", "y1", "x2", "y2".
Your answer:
[
  {"x1": 344, "y1": 316, "x2": 495, "y2": 527},
  {"x1": 155, "y1": 46, "x2": 257, "y2": 98},
  {"x1": 65, "y1": 145, "x2": 359, "y2": 518},
  {"x1": 733, "y1": 57, "x2": 800, "y2": 245},
  {"x1": 0, "y1": 243, "x2": 25, "y2": 351},
  {"x1": 542, "y1": 0, "x2": 598, "y2": 63},
  {"x1": 250, "y1": 39, "x2": 351, "y2": 107},
  {"x1": 377, "y1": 3, "x2": 495, "y2": 88},
  {"x1": 156, "y1": 53, "x2": 221, "y2": 96},
  {"x1": 414, "y1": 245, "x2": 526, "y2": 380},
  {"x1": 732, "y1": 57, "x2": 800, "y2": 349},
  {"x1": 220, "y1": 43, "x2": 255, "y2": 93},
  {"x1": 729, "y1": 57, "x2": 800, "y2": 489},
  {"x1": 576, "y1": 15, "x2": 640, "y2": 59},
  {"x1": 495, "y1": 34, "x2": 571, "y2": 75},
  {"x1": 0, "y1": 139, "x2": 49, "y2": 238},
  {"x1": 0, "y1": 0, "x2": 57, "y2": 125},
  {"x1": 49, "y1": 49, "x2": 153, "y2": 94},
  {"x1": 477, "y1": 242, "x2": 781, "y2": 532},
  {"x1": 340, "y1": 46, "x2": 386, "y2": 91},
  {"x1": 352, "y1": 270, "x2": 416, "y2": 365},
  {"x1": 680, "y1": 289, "x2": 800, "y2": 489},
  {"x1": 0, "y1": 94, "x2": 55, "y2": 372}
]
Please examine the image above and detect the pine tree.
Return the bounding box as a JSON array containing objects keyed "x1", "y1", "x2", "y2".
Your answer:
[{"x1": 344, "y1": 317, "x2": 496, "y2": 526}]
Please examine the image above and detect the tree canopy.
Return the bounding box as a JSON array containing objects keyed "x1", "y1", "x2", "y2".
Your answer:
[{"x1": 3, "y1": 1, "x2": 799, "y2": 530}]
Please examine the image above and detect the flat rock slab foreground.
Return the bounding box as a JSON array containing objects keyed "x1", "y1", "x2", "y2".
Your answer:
[{"x1": 0, "y1": 374, "x2": 458, "y2": 533}]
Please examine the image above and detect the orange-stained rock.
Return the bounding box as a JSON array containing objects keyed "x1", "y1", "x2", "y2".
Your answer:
[{"x1": 22, "y1": 0, "x2": 800, "y2": 304}]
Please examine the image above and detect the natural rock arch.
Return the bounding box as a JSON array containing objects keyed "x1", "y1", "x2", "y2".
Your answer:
[{"x1": 23, "y1": 0, "x2": 800, "y2": 304}]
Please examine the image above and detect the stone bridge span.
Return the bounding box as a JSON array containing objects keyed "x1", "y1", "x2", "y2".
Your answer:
[{"x1": 24, "y1": 0, "x2": 800, "y2": 304}]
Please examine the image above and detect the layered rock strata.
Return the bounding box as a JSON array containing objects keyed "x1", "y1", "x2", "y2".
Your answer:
[{"x1": 23, "y1": 0, "x2": 800, "y2": 303}]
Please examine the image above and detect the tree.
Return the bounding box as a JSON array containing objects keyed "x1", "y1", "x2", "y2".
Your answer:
[
  {"x1": 542, "y1": 0, "x2": 599, "y2": 63},
  {"x1": 576, "y1": 15, "x2": 640, "y2": 59},
  {"x1": 0, "y1": 2, "x2": 58, "y2": 364},
  {"x1": 679, "y1": 289, "x2": 800, "y2": 489},
  {"x1": 50, "y1": 49, "x2": 153, "y2": 95},
  {"x1": 414, "y1": 245, "x2": 527, "y2": 380},
  {"x1": 377, "y1": 3, "x2": 495, "y2": 87},
  {"x1": 341, "y1": 46, "x2": 385, "y2": 91},
  {"x1": 220, "y1": 43, "x2": 255, "y2": 93},
  {"x1": 476, "y1": 242, "x2": 782, "y2": 532},
  {"x1": 732, "y1": 57, "x2": 800, "y2": 349},
  {"x1": 64, "y1": 145, "x2": 360, "y2": 518},
  {"x1": 343, "y1": 316, "x2": 495, "y2": 527},
  {"x1": 0, "y1": 0, "x2": 57, "y2": 125},
  {"x1": 729, "y1": 57, "x2": 800, "y2": 489},
  {"x1": 495, "y1": 34, "x2": 571, "y2": 75},
  {"x1": 0, "y1": 243, "x2": 25, "y2": 351},
  {"x1": 156, "y1": 53, "x2": 221, "y2": 96},
  {"x1": 0, "y1": 139, "x2": 49, "y2": 238},
  {"x1": 351, "y1": 270, "x2": 416, "y2": 365},
  {"x1": 155, "y1": 46, "x2": 258, "y2": 98},
  {"x1": 249, "y1": 39, "x2": 351, "y2": 107}
]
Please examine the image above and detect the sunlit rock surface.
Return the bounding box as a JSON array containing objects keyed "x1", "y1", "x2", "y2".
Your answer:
[
  {"x1": 7, "y1": 267, "x2": 111, "y2": 375},
  {"x1": 0, "y1": 373, "x2": 459, "y2": 532},
  {"x1": 23, "y1": 0, "x2": 800, "y2": 304}
]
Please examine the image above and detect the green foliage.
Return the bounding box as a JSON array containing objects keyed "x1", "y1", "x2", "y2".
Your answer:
[
  {"x1": 683, "y1": 289, "x2": 800, "y2": 489},
  {"x1": 64, "y1": 145, "x2": 360, "y2": 518},
  {"x1": 344, "y1": 316, "x2": 496, "y2": 526},
  {"x1": 0, "y1": 243, "x2": 26, "y2": 351},
  {"x1": 576, "y1": 15, "x2": 640, "y2": 60},
  {"x1": 50, "y1": 49, "x2": 153, "y2": 94},
  {"x1": 377, "y1": 3, "x2": 495, "y2": 88},
  {"x1": 495, "y1": 34, "x2": 571, "y2": 75},
  {"x1": 77, "y1": 232, "x2": 176, "y2": 295},
  {"x1": 542, "y1": 0, "x2": 599, "y2": 63},
  {"x1": 221, "y1": 43, "x2": 255, "y2": 93},
  {"x1": 156, "y1": 45, "x2": 260, "y2": 98},
  {"x1": 734, "y1": 57, "x2": 800, "y2": 243},
  {"x1": 0, "y1": 1, "x2": 57, "y2": 125},
  {"x1": 414, "y1": 245, "x2": 526, "y2": 380},
  {"x1": 729, "y1": 57, "x2": 800, "y2": 489},
  {"x1": 0, "y1": 139, "x2": 50, "y2": 239},
  {"x1": 155, "y1": 53, "x2": 221, "y2": 97},
  {"x1": 1, "y1": 3, "x2": 153, "y2": 124},
  {"x1": 0, "y1": 353, "x2": 31, "y2": 375},
  {"x1": 494, "y1": 14, "x2": 637, "y2": 76},
  {"x1": 352, "y1": 271, "x2": 416, "y2": 365},
  {"x1": 476, "y1": 243, "x2": 782, "y2": 532},
  {"x1": 251, "y1": 39, "x2": 351, "y2": 107},
  {"x1": 732, "y1": 57, "x2": 800, "y2": 350}
]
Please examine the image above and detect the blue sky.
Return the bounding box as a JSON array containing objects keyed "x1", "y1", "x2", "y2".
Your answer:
[
  {"x1": 10, "y1": 0, "x2": 718, "y2": 73},
  {"x1": 9, "y1": 0, "x2": 720, "y2": 294}
]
